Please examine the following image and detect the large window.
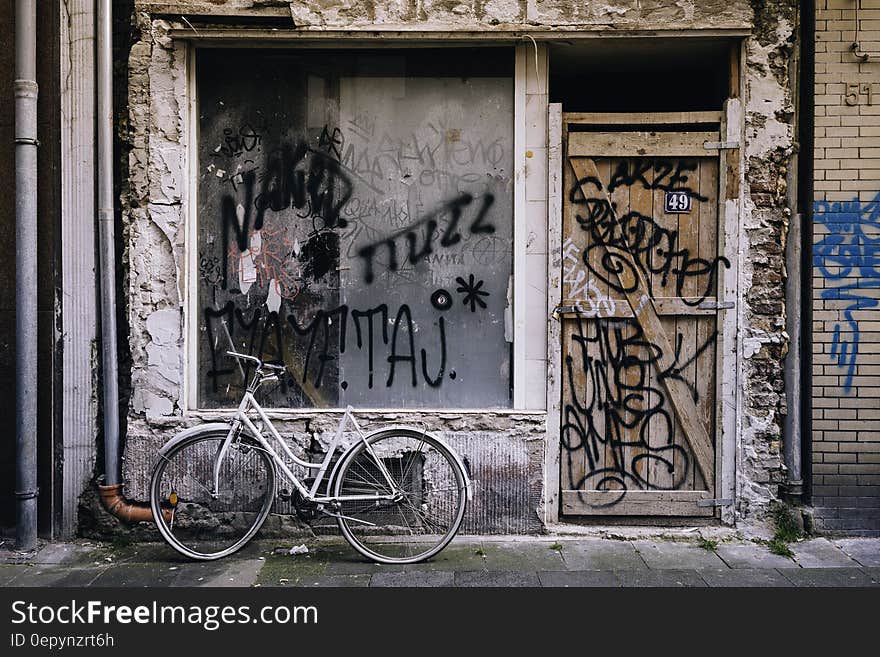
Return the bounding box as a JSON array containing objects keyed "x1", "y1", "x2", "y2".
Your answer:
[{"x1": 195, "y1": 48, "x2": 514, "y2": 409}]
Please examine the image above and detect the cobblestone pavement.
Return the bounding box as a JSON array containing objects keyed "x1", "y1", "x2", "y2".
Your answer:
[{"x1": 1, "y1": 536, "x2": 878, "y2": 588}]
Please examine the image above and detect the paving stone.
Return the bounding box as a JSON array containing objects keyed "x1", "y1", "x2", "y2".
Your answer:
[
  {"x1": 791, "y1": 539, "x2": 861, "y2": 568},
  {"x1": 860, "y1": 567, "x2": 880, "y2": 585},
  {"x1": 0, "y1": 565, "x2": 20, "y2": 585},
  {"x1": 201, "y1": 558, "x2": 265, "y2": 587},
  {"x1": 632, "y1": 540, "x2": 727, "y2": 570},
  {"x1": 615, "y1": 569, "x2": 707, "y2": 587},
  {"x1": 8, "y1": 566, "x2": 106, "y2": 587},
  {"x1": 715, "y1": 543, "x2": 798, "y2": 569},
  {"x1": 28, "y1": 543, "x2": 98, "y2": 566},
  {"x1": 111, "y1": 542, "x2": 191, "y2": 565},
  {"x1": 169, "y1": 561, "x2": 234, "y2": 587},
  {"x1": 255, "y1": 557, "x2": 328, "y2": 587},
  {"x1": 91, "y1": 564, "x2": 182, "y2": 587},
  {"x1": 279, "y1": 574, "x2": 371, "y2": 588},
  {"x1": 538, "y1": 570, "x2": 619, "y2": 587},
  {"x1": 559, "y1": 539, "x2": 645, "y2": 570},
  {"x1": 398, "y1": 543, "x2": 489, "y2": 573},
  {"x1": 699, "y1": 568, "x2": 793, "y2": 587},
  {"x1": 50, "y1": 568, "x2": 114, "y2": 587},
  {"x1": 834, "y1": 539, "x2": 880, "y2": 567},
  {"x1": 454, "y1": 571, "x2": 541, "y2": 587},
  {"x1": 479, "y1": 541, "x2": 566, "y2": 572},
  {"x1": 779, "y1": 568, "x2": 874, "y2": 587},
  {"x1": 303, "y1": 544, "x2": 402, "y2": 575},
  {"x1": 370, "y1": 571, "x2": 454, "y2": 587}
]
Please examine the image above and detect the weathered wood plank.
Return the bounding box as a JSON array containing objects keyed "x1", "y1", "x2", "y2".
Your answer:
[
  {"x1": 545, "y1": 102, "x2": 564, "y2": 525},
  {"x1": 563, "y1": 111, "x2": 723, "y2": 126},
  {"x1": 568, "y1": 131, "x2": 719, "y2": 158},
  {"x1": 629, "y1": 163, "x2": 654, "y2": 488},
  {"x1": 677, "y1": 161, "x2": 701, "y2": 491},
  {"x1": 558, "y1": 297, "x2": 720, "y2": 318},
  {"x1": 561, "y1": 490, "x2": 714, "y2": 516},
  {"x1": 696, "y1": 158, "x2": 720, "y2": 494}
]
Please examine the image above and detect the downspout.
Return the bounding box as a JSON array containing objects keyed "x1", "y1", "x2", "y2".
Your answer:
[
  {"x1": 14, "y1": 0, "x2": 39, "y2": 551},
  {"x1": 782, "y1": 0, "x2": 808, "y2": 502},
  {"x1": 95, "y1": 0, "x2": 164, "y2": 524},
  {"x1": 798, "y1": 0, "x2": 816, "y2": 504}
]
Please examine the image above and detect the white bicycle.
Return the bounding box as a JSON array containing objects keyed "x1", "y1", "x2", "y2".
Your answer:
[{"x1": 150, "y1": 351, "x2": 470, "y2": 564}]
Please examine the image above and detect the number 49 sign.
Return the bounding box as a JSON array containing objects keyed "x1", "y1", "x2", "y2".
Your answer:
[{"x1": 664, "y1": 190, "x2": 691, "y2": 214}]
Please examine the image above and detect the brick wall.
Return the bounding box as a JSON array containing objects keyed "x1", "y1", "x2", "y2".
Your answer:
[{"x1": 812, "y1": 0, "x2": 880, "y2": 535}]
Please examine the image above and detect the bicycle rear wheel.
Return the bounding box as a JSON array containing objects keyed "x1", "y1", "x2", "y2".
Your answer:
[
  {"x1": 333, "y1": 429, "x2": 467, "y2": 564},
  {"x1": 150, "y1": 429, "x2": 275, "y2": 560}
]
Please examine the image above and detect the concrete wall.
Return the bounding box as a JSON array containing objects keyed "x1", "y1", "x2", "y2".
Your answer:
[
  {"x1": 114, "y1": 0, "x2": 799, "y2": 533},
  {"x1": 811, "y1": 0, "x2": 880, "y2": 535}
]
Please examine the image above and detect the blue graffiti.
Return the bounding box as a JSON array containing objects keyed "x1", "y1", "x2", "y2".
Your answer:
[{"x1": 813, "y1": 193, "x2": 880, "y2": 392}]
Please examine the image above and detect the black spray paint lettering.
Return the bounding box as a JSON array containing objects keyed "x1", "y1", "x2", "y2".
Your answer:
[
  {"x1": 205, "y1": 300, "x2": 449, "y2": 393},
  {"x1": 254, "y1": 141, "x2": 354, "y2": 230},
  {"x1": 570, "y1": 174, "x2": 729, "y2": 303},
  {"x1": 219, "y1": 141, "x2": 354, "y2": 290},
  {"x1": 212, "y1": 123, "x2": 263, "y2": 158},
  {"x1": 357, "y1": 193, "x2": 495, "y2": 284},
  {"x1": 204, "y1": 302, "x2": 287, "y2": 391},
  {"x1": 561, "y1": 316, "x2": 719, "y2": 505},
  {"x1": 607, "y1": 159, "x2": 708, "y2": 201},
  {"x1": 287, "y1": 305, "x2": 349, "y2": 390}
]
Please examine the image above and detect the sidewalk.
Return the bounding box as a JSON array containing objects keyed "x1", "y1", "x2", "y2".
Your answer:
[{"x1": 1, "y1": 536, "x2": 878, "y2": 588}]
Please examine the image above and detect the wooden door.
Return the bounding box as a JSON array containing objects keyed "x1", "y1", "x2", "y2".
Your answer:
[{"x1": 558, "y1": 117, "x2": 730, "y2": 517}]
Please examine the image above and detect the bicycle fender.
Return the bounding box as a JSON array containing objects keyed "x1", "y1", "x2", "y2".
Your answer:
[
  {"x1": 156, "y1": 423, "x2": 232, "y2": 458},
  {"x1": 325, "y1": 425, "x2": 473, "y2": 501}
]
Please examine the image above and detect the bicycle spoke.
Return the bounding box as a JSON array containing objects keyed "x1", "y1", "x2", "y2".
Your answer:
[
  {"x1": 399, "y1": 437, "x2": 426, "y2": 489},
  {"x1": 334, "y1": 431, "x2": 465, "y2": 564},
  {"x1": 151, "y1": 434, "x2": 275, "y2": 560},
  {"x1": 160, "y1": 453, "x2": 215, "y2": 499}
]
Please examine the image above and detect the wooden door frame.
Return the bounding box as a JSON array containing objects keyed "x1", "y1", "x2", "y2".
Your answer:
[{"x1": 543, "y1": 103, "x2": 743, "y2": 526}]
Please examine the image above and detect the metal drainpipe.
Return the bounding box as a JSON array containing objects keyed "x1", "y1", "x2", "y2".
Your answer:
[
  {"x1": 94, "y1": 0, "x2": 159, "y2": 524},
  {"x1": 782, "y1": 1, "x2": 805, "y2": 502},
  {"x1": 97, "y1": 0, "x2": 120, "y2": 489},
  {"x1": 14, "y1": 0, "x2": 39, "y2": 551}
]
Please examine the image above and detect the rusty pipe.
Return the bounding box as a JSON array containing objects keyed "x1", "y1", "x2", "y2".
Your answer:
[{"x1": 98, "y1": 484, "x2": 171, "y2": 523}]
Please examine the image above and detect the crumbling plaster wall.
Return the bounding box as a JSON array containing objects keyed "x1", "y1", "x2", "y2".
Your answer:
[
  {"x1": 738, "y1": 0, "x2": 799, "y2": 520},
  {"x1": 120, "y1": 0, "x2": 797, "y2": 531}
]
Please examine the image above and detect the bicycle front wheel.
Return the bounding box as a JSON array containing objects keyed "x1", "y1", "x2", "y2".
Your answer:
[
  {"x1": 150, "y1": 429, "x2": 276, "y2": 560},
  {"x1": 333, "y1": 429, "x2": 467, "y2": 564}
]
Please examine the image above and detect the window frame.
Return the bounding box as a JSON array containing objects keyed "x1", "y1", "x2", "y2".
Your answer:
[{"x1": 183, "y1": 41, "x2": 541, "y2": 413}]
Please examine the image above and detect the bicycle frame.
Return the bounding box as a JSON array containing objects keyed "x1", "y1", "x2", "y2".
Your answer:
[{"x1": 214, "y1": 393, "x2": 401, "y2": 506}]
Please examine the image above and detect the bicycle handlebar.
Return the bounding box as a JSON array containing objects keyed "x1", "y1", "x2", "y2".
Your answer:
[{"x1": 226, "y1": 351, "x2": 286, "y2": 373}]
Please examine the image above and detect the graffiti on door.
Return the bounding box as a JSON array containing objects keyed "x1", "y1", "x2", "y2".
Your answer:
[{"x1": 561, "y1": 156, "x2": 728, "y2": 507}]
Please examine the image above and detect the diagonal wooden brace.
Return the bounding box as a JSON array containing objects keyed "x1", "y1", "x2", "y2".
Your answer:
[{"x1": 568, "y1": 157, "x2": 715, "y2": 490}]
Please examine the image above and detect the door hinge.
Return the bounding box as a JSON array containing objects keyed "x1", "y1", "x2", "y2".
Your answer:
[
  {"x1": 696, "y1": 498, "x2": 733, "y2": 508},
  {"x1": 697, "y1": 300, "x2": 735, "y2": 311},
  {"x1": 552, "y1": 304, "x2": 585, "y2": 320},
  {"x1": 703, "y1": 141, "x2": 739, "y2": 150}
]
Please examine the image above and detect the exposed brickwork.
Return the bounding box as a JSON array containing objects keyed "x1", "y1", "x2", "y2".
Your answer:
[{"x1": 812, "y1": 0, "x2": 880, "y2": 535}]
